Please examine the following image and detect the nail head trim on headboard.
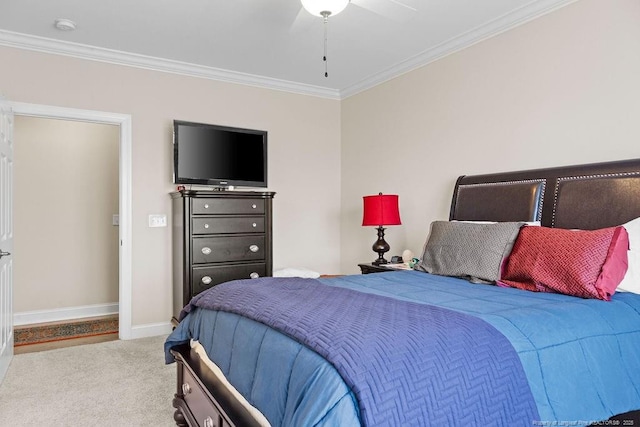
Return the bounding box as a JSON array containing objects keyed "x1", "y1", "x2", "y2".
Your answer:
[
  {"x1": 456, "y1": 179, "x2": 546, "y2": 222},
  {"x1": 450, "y1": 179, "x2": 546, "y2": 221},
  {"x1": 551, "y1": 171, "x2": 640, "y2": 227}
]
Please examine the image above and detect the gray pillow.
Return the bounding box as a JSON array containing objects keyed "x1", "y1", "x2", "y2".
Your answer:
[{"x1": 414, "y1": 221, "x2": 525, "y2": 283}]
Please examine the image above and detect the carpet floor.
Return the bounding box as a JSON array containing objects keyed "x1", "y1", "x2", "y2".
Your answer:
[{"x1": 0, "y1": 335, "x2": 176, "y2": 426}]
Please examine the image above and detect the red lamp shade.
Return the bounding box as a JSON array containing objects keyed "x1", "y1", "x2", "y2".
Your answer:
[{"x1": 362, "y1": 194, "x2": 401, "y2": 226}]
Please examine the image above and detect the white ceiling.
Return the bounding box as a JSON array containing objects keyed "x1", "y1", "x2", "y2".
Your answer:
[{"x1": 0, "y1": 0, "x2": 576, "y2": 99}]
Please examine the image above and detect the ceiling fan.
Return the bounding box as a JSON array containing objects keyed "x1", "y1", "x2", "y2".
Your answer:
[{"x1": 294, "y1": 0, "x2": 418, "y2": 77}]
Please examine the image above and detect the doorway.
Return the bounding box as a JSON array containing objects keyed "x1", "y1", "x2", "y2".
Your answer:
[
  {"x1": 10, "y1": 102, "x2": 132, "y2": 339},
  {"x1": 13, "y1": 117, "x2": 119, "y2": 349}
]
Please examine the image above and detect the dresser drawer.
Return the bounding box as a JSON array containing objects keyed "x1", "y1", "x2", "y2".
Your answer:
[
  {"x1": 193, "y1": 198, "x2": 265, "y2": 215},
  {"x1": 192, "y1": 263, "x2": 266, "y2": 295},
  {"x1": 192, "y1": 217, "x2": 264, "y2": 235},
  {"x1": 172, "y1": 190, "x2": 274, "y2": 323},
  {"x1": 180, "y1": 362, "x2": 223, "y2": 427},
  {"x1": 193, "y1": 235, "x2": 265, "y2": 264}
]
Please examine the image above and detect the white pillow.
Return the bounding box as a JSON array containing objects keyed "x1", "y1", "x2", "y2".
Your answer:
[
  {"x1": 617, "y1": 250, "x2": 640, "y2": 294},
  {"x1": 273, "y1": 267, "x2": 320, "y2": 279},
  {"x1": 616, "y1": 217, "x2": 640, "y2": 295},
  {"x1": 623, "y1": 216, "x2": 640, "y2": 251}
]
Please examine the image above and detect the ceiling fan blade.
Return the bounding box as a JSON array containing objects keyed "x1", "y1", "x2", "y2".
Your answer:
[
  {"x1": 351, "y1": 0, "x2": 417, "y2": 22},
  {"x1": 289, "y1": 6, "x2": 317, "y2": 33}
]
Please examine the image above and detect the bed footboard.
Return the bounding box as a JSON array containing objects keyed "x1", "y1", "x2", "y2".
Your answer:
[{"x1": 170, "y1": 344, "x2": 264, "y2": 427}]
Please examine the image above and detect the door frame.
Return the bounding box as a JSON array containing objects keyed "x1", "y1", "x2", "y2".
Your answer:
[{"x1": 10, "y1": 102, "x2": 133, "y2": 339}]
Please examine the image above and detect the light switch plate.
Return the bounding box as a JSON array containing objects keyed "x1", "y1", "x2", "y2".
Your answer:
[
  {"x1": 112, "y1": 214, "x2": 119, "y2": 226},
  {"x1": 148, "y1": 214, "x2": 167, "y2": 228}
]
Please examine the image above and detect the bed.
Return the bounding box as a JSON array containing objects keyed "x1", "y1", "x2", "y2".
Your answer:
[{"x1": 165, "y1": 158, "x2": 640, "y2": 427}]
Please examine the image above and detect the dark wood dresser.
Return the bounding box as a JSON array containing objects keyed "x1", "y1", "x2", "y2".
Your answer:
[{"x1": 171, "y1": 190, "x2": 275, "y2": 324}]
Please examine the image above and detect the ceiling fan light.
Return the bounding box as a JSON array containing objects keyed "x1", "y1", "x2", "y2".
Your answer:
[{"x1": 301, "y1": 0, "x2": 350, "y2": 17}]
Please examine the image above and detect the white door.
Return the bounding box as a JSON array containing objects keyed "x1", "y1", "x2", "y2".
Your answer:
[{"x1": 0, "y1": 101, "x2": 14, "y2": 383}]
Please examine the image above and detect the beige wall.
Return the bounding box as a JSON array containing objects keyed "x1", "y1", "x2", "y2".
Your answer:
[
  {"x1": 341, "y1": 0, "x2": 640, "y2": 273},
  {"x1": 13, "y1": 117, "x2": 119, "y2": 312},
  {"x1": 3, "y1": 0, "x2": 639, "y2": 323},
  {"x1": 0, "y1": 48, "x2": 341, "y2": 326}
]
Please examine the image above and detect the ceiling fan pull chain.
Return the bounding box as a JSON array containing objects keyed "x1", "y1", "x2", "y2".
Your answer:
[{"x1": 323, "y1": 12, "x2": 329, "y2": 78}]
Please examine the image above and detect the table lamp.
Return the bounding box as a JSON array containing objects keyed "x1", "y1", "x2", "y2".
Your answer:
[{"x1": 362, "y1": 193, "x2": 401, "y2": 265}]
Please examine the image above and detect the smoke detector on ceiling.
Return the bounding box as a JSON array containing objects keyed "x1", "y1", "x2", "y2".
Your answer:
[{"x1": 54, "y1": 19, "x2": 77, "y2": 31}]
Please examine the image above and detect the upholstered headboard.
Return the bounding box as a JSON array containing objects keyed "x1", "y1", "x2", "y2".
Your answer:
[{"x1": 450, "y1": 159, "x2": 640, "y2": 230}]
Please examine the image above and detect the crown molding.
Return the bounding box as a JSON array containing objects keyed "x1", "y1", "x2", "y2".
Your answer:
[
  {"x1": 0, "y1": 29, "x2": 341, "y2": 100},
  {"x1": 0, "y1": 0, "x2": 577, "y2": 101},
  {"x1": 340, "y1": 0, "x2": 579, "y2": 99}
]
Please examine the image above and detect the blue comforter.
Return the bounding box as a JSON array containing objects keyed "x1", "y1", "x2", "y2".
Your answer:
[
  {"x1": 165, "y1": 271, "x2": 640, "y2": 425},
  {"x1": 168, "y1": 276, "x2": 538, "y2": 426}
]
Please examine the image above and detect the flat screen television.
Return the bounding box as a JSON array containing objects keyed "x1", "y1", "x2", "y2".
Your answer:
[{"x1": 173, "y1": 120, "x2": 267, "y2": 188}]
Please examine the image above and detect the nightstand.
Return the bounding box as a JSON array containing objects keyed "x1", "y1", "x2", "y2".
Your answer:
[{"x1": 358, "y1": 263, "x2": 395, "y2": 274}]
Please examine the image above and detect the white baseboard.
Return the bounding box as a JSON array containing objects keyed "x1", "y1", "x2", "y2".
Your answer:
[
  {"x1": 13, "y1": 303, "x2": 119, "y2": 326},
  {"x1": 13, "y1": 304, "x2": 172, "y2": 340},
  {"x1": 125, "y1": 321, "x2": 173, "y2": 340}
]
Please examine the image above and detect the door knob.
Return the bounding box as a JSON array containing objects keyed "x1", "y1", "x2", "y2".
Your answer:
[{"x1": 0, "y1": 251, "x2": 10, "y2": 259}]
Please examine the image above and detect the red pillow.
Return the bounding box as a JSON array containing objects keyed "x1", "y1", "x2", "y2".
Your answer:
[{"x1": 498, "y1": 226, "x2": 629, "y2": 300}]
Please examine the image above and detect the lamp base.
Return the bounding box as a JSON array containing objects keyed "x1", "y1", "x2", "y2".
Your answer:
[{"x1": 371, "y1": 226, "x2": 390, "y2": 265}]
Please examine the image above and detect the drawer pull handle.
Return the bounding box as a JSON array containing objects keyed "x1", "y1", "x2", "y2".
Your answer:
[
  {"x1": 202, "y1": 247, "x2": 212, "y2": 255},
  {"x1": 249, "y1": 245, "x2": 259, "y2": 253},
  {"x1": 204, "y1": 224, "x2": 209, "y2": 229},
  {"x1": 250, "y1": 272, "x2": 260, "y2": 279},
  {"x1": 202, "y1": 276, "x2": 212, "y2": 285},
  {"x1": 252, "y1": 204, "x2": 257, "y2": 209},
  {"x1": 182, "y1": 383, "x2": 191, "y2": 395},
  {"x1": 204, "y1": 417, "x2": 214, "y2": 427},
  {"x1": 252, "y1": 223, "x2": 257, "y2": 228},
  {"x1": 204, "y1": 203, "x2": 210, "y2": 209}
]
